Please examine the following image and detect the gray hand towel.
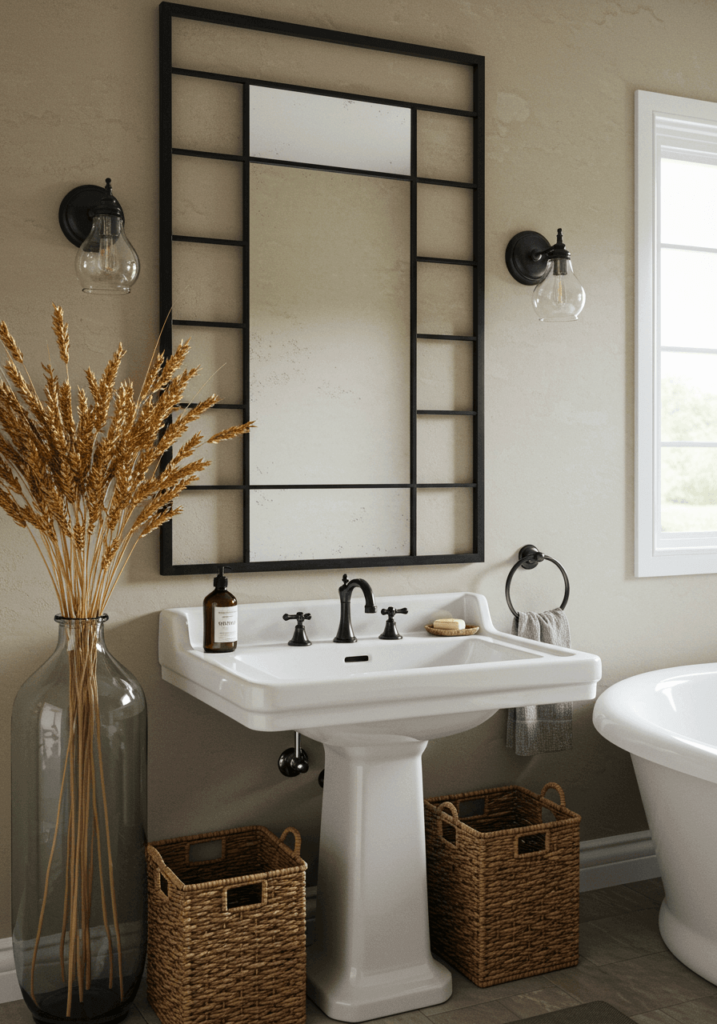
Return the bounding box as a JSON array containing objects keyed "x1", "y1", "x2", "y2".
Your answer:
[{"x1": 506, "y1": 609, "x2": 573, "y2": 756}]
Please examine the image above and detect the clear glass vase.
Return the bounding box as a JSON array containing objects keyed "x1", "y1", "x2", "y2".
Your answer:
[{"x1": 11, "y1": 616, "x2": 147, "y2": 1024}]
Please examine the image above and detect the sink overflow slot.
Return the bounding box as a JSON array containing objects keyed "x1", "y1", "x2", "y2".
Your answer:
[{"x1": 345, "y1": 655, "x2": 369, "y2": 663}]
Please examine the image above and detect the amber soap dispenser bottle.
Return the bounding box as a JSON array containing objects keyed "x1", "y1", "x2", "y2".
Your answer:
[{"x1": 203, "y1": 566, "x2": 238, "y2": 653}]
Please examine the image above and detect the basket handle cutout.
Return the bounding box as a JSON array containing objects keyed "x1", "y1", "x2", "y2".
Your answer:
[
  {"x1": 225, "y1": 880, "x2": 266, "y2": 913},
  {"x1": 517, "y1": 831, "x2": 549, "y2": 856},
  {"x1": 186, "y1": 837, "x2": 225, "y2": 865},
  {"x1": 458, "y1": 796, "x2": 486, "y2": 819},
  {"x1": 158, "y1": 871, "x2": 169, "y2": 898},
  {"x1": 540, "y1": 782, "x2": 566, "y2": 806},
  {"x1": 437, "y1": 801, "x2": 460, "y2": 846},
  {"x1": 279, "y1": 826, "x2": 302, "y2": 858}
]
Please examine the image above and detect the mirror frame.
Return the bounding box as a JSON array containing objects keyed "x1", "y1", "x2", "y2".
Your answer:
[{"x1": 158, "y1": 1, "x2": 484, "y2": 574}]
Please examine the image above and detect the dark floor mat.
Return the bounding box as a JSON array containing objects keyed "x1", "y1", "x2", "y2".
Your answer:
[{"x1": 517, "y1": 1002, "x2": 633, "y2": 1024}]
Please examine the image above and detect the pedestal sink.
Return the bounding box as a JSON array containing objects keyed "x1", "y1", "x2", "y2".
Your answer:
[{"x1": 159, "y1": 591, "x2": 601, "y2": 1022}]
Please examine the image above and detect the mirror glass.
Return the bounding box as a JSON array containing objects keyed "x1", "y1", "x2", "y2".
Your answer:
[
  {"x1": 249, "y1": 489, "x2": 410, "y2": 562},
  {"x1": 249, "y1": 145, "x2": 411, "y2": 561},
  {"x1": 249, "y1": 160, "x2": 411, "y2": 481},
  {"x1": 249, "y1": 85, "x2": 411, "y2": 174}
]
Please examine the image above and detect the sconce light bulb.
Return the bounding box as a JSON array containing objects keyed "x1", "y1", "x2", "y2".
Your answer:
[
  {"x1": 532, "y1": 255, "x2": 585, "y2": 322},
  {"x1": 98, "y1": 218, "x2": 120, "y2": 275}
]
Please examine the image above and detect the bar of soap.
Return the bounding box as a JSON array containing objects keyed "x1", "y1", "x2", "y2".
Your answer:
[{"x1": 433, "y1": 618, "x2": 465, "y2": 630}]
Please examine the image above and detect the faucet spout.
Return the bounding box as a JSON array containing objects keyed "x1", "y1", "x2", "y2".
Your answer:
[{"x1": 334, "y1": 574, "x2": 377, "y2": 643}]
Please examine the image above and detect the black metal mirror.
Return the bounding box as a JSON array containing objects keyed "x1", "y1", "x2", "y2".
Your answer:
[{"x1": 159, "y1": 3, "x2": 484, "y2": 574}]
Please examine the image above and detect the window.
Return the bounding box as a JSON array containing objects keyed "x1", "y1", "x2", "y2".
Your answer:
[{"x1": 635, "y1": 90, "x2": 717, "y2": 576}]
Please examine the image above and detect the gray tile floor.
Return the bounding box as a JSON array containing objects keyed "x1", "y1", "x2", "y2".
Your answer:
[{"x1": 3, "y1": 880, "x2": 716, "y2": 1024}]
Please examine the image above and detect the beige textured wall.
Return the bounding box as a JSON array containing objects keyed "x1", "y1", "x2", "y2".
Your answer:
[{"x1": 2, "y1": 0, "x2": 717, "y2": 935}]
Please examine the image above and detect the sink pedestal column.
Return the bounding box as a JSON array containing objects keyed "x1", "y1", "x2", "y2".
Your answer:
[{"x1": 306, "y1": 735, "x2": 452, "y2": 1023}]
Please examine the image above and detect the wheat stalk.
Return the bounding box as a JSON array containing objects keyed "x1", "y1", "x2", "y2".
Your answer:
[{"x1": 1, "y1": 307, "x2": 252, "y2": 1014}]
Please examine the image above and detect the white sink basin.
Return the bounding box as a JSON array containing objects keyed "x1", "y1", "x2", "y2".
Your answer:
[
  {"x1": 239, "y1": 632, "x2": 534, "y2": 678},
  {"x1": 159, "y1": 591, "x2": 601, "y2": 1022},
  {"x1": 159, "y1": 592, "x2": 598, "y2": 737}
]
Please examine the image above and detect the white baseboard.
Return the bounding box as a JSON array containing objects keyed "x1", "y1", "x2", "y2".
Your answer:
[
  {"x1": 306, "y1": 831, "x2": 659, "y2": 907},
  {"x1": 0, "y1": 936, "x2": 21, "y2": 1004},
  {"x1": 579, "y1": 829, "x2": 659, "y2": 891},
  {"x1": 0, "y1": 832, "x2": 660, "y2": 1005}
]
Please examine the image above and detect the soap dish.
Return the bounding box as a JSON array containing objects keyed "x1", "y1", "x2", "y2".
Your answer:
[{"x1": 425, "y1": 624, "x2": 479, "y2": 637}]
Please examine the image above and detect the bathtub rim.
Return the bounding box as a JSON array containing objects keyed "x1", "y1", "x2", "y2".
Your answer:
[{"x1": 593, "y1": 663, "x2": 717, "y2": 786}]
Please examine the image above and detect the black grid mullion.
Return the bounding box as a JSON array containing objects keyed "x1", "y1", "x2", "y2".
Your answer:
[
  {"x1": 417, "y1": 333, "x2": 476, "y2": 341},
  {"x1": 255, "y1": 484, "x2": 409, "y2": 489},
  {"x1": 171, "y1": 151, "x2": 475, "y2": 187},
  {"x1": 173, "y1": 319, "x2": 243, "y2": 328},
  {"x1": 167, "y1": 553, "x2": 483, "y2": 575},
  {"x1": 159, "y1": 3, "x2": 175, "y2": 576},
  {"x1": 417, "y1": 256, "x2": 476, "y2": 266},
  {"x1": 178, "y1": 403, "x2": 245, "y2": 410},
  {"x1": 171, "y1": 65, "x2": 477, "y2": 116},
  {"x1": 172, "y1": 234, "x2": 244, "y2": 246},
  {"x1": 172, "y1": 147, "x2": 244, "y2": 162},
  {"x1": 162, "y1": 8, "x2": 479, "y2": 66},
  {"x1": 185, "y1": 482, "x2": 476, "y2": 490},
  {"x1": 416, "y1": 176, "x2": 476, "y2": 189},
  {"x1": 242, "y1": 83, "x2": 251, "y2": 563},
  {"x1": 173, "y1": 140, "x2": 474, "y2": 190},
  {"x1": 250, "y1": 154, "x2": 411, "y2": 183},
  {"x1": 472, "y1": 58, "x2": 485, "y2": 560},
  {"x1": 410, "y1": 108, "x2": 418, "y2": 557}
]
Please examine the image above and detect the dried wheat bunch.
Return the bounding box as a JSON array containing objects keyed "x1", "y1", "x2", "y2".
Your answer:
[{"x1": 0, "y1": 305, "x2": 252, "y2": 615}]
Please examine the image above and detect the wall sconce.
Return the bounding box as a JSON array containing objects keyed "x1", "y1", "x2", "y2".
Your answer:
[
  {"x1": 58, "y1": 179, "x2": 140, "y2": 294},
  {"x1": 505, "y1": 228, "x2": 585, "y2": 321}
]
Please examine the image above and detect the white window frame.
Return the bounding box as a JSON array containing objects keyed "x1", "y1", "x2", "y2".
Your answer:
[{"x1": 635, "y1": 90, "x2": 717, "y2": 577}]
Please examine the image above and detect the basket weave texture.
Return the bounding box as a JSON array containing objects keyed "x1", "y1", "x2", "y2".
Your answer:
[
  {"x1": 146, "y1": 825, "x2": 307, "y2": 1024},
  {"x1": 424, "y1": 782, "x2": 580, "y2": 988}
]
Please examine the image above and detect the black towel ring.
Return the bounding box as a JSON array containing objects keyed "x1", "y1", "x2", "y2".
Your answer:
[{"x1": 505, "y1": 544, "x2": 570, "y2": 621}]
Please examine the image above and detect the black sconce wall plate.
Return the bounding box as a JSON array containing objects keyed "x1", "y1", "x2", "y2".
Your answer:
[
  {"x1": 505, "y1": 230, "x2": 551, "y2": 285},
  {"x1": 58, "y1": 184, "x2": 125, "y2": 247}
]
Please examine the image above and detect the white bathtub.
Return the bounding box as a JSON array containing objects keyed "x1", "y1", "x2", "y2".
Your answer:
[{"x1": 593, "y1": 665, "x2": 717, "y2": 986}]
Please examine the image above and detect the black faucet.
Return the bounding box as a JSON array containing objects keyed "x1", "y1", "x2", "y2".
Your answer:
[{"x1": 334, "y1": 574, "x2": 377, "y2": 643}]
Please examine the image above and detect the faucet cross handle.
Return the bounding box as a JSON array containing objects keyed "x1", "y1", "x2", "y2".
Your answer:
[
  {"x1": 283, "y1": 612, "x2": 312, "y2": 647},
  {"x1": 379, "y1": 607, "x2": 408, "y2": 641}
]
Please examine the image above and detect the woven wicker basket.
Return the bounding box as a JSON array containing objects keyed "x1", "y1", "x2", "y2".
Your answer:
[
  {"x1": 424, "y1": 782, "x2": 580, "y2": 988},
  {"x1": 146, "y1": 825, "x2": 307, "y2": 1024}
]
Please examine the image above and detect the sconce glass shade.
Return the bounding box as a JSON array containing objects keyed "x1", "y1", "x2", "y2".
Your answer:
[
  {"x1": 59, "y1": 179, "x2": 140, "y2": 295},
  {"x1": 532, "y1": 255, "x2": 585, "y2": 321},
  {"x1": 505, "y1": 228, "x2": 586, "y2": 322},
  {"x1": 75, "y1": 214, "x2": 140, "y2": 294}
]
